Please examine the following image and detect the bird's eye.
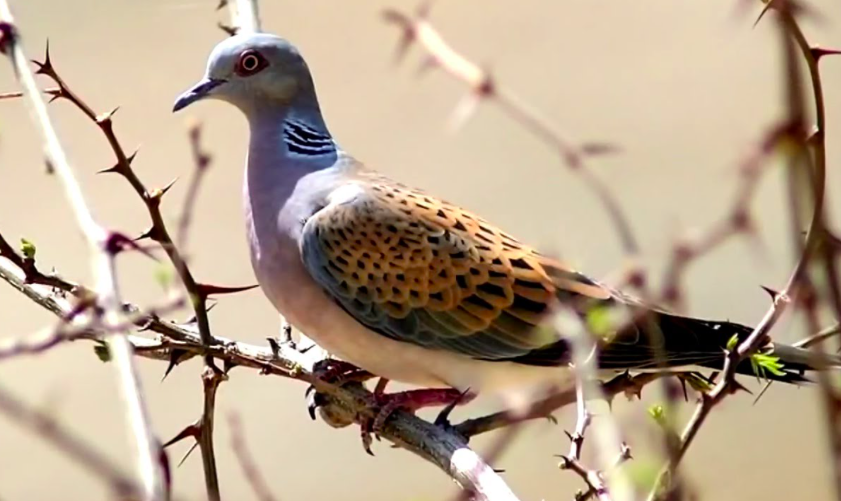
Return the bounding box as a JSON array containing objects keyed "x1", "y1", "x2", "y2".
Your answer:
[{"x1": 235, "y1": 50, "x2": 267, "y2": 76}]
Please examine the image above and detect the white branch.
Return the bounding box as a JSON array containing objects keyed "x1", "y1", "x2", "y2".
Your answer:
[
  {"x1": 0, "y1": 6, "x2": 164, "y2": 501},
  {"x1": 227, "y1": 0, "x2": 261, "y2": 33}
]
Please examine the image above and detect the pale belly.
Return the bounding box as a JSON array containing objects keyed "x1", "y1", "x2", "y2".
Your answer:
[{"x1": 246, "y1": 222, "x2": 570, "y2": 396}]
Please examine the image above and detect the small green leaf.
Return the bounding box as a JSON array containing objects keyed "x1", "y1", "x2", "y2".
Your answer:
[
  {"x1": 726, "y1": 333, "x2": 739, "y2": 351},
  {"x1": 625, "y1": 457, "x2": 661, "y2": 492},
  {"x1": 93, "y1": 342, "x2": 111, "y2": 362},
  {"x1": 19, "y1": 238, "x2": 36, "y2": 259},
  {"x1": 678, "y1": 372, "x2": 713, "y2": 393},
  {"x1": 648, "y1": 404, "x2": 666, "y2": 426},
  {"x1": 154, "y1": 264, "x2": 174, "y2": 290},
  {"x1": 750, "y1": 353, "x2": 786, "y2": 379},
  {"x1": 586, "y1": 305, "x2": 612, "y2": 338}
]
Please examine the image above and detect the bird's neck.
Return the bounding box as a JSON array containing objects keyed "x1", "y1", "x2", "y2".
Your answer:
[
  {"x1": 245, "y1": 101, "x2": 340, "y2": 185},
  {"x1": 244, "y1": 101, "x2": 347, "y2": 240}
]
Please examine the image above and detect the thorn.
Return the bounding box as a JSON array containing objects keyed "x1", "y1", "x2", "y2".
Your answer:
[
  {"x1": 267, "y1": 337, "x2": 281, "y2": 357},
  {"x1": 44, "y1": 87, "x2": 63, "y2": 103},
  {"x1": 222, "y1": 358, "x2": 238, "y2": 374},
  {"x1": 32, "y1": 39, "x2": 53, "y2": 75},
  {"x1": 95, "y1": 106, "x2": 119, "y2": 125},
  {"x1": 161, "y1": 349, "x2": 188, "y2": 381},
  {"x1": 731, "y1": 379, "x2": 752, "y2": 395},
  {"x1": 760, "y1": 285, "x2": 780, "y2": 300},
  {"x1": 812, "y1": 46, "x2": 841, "y2": 61},
  {"x1": 44, "y1": 158, "x2": 55, "y2": 175},
  {"x1": 579, "y1": 142, "x2": 621, "y2": 157},
  {"x1": 104, "y1": 232, "x2": 156, "y2": 259},
  {"x1": 126, "y1": 148, "x2": 140, "y2": 165},
  {"x1": 162, "y1": 423, "x2": 199, "y2": 448},
  {"x1": 753, "y1": 2, "x2": 774, "y2": 27},
  {"x1": 196, "y1": 282, "x2": 259, "y2": 297},
  {"x1": 753, "y1": 380, "x2": 773, "y2": 405},
  {"x1": 177, "y1": 441, "x2": 200, "y2": 468},
  {"x1": 96, "y1": 164, "x2": 120, "y2": 175},
  {"x1": 216, "y1": 0, "x2": 228, "y2": 10},
  {"x1": 183, "y1": 302, "x2": 217, "y2": 326},
  {"x1": 160, "y1": 177, "x2": 179, "y2": 196},
  {"x1": 135, "y1": 226, "x2": 161, "y2": 242},
  {"x1": 217, "y1": 22, "x2": 237, "y2": 36}
]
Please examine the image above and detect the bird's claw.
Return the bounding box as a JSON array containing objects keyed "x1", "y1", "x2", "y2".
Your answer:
[{"x1": 357, "y1": 388, "x2": 473, "y2": 455}]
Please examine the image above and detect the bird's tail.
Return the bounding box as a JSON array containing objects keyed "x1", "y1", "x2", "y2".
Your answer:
[
  {"x1": 598, "y1": 312, "x2": 840, "y2": 384},
  {"x1": 688, "y1": 319, "x2": 840, "y2": 384}
]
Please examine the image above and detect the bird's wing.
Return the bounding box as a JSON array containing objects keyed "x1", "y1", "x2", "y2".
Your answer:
[{"x1": 300, "y1": 174, "x2": 615, "y2": 361}]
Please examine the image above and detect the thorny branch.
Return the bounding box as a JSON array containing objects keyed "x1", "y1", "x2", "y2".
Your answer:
[
  {"x1": 647, "y1": 1, "x2": 841, "y2": 499},
  {"x1": 24, "y1": 38, "x2": 232, "y2": 501},
  {"x1": 0, "y1": 0, "x2": 839, "y2": 500},
  {"x1": 0, "y1": 253, "x2": 665, "y2": 501},
  {"x1": 0, "y1": 4, "x2": 165, "y2": 501}
]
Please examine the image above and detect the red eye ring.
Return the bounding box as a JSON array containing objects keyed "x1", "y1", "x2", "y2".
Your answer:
[{"x1": 235, "y1": 50, "x2": 267, "y2": 76}]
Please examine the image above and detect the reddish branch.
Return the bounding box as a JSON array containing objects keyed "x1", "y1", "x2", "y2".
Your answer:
[
  {"x1": 647, "y1": 2, "x2": 840, "y2": 499},
  {"x1": 23, "y1": 39, "x2": 260, "y2": 501}
]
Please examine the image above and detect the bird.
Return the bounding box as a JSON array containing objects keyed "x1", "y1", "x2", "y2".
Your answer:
[{"x1": 173, "y1": 32, "x2": 829, "y2": 430}]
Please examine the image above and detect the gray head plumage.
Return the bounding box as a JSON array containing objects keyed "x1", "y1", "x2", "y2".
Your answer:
[{"x1": 173, "y1": 33, "x2": 318, "y2": 115}]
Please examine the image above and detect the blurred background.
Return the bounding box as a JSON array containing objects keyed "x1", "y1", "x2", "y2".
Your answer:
[{"x1": 1, "y1": 0, "x2": 840, "y2": 499}]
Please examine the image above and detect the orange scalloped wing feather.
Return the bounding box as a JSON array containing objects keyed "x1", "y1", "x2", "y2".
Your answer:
[{"x1": 300, "y1": 176, "x2": 614, "y2": 360}]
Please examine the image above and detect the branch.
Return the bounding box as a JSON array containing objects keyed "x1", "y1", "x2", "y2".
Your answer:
[
  {"x1": 554, "y1": 312, "x2": 633, "y2": 501},
  {"x1": 647, "y1": 2, "x2": 826, "y2": 498},
  {"x1": 381, "y1": 4, "x2": 639, "y2": 257},
  {"x1": 0, "y1": 7, "x2": 164, "y2": 501},
  {"x1": 0, "y1": 255, "x2": 525, "y2": 501},
  {"x1": 0, "y1": 384, "x2": 144, "y2": 500},
  {"x1": 220, "y1": 0, "x2": 261, "y2": 34},
  {"x1": 228, "y1": 413, "x2": 278, "y2": 501}
]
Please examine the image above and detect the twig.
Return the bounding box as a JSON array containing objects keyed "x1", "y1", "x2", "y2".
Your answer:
[
  {"x1": 555, "y1": 312, "x2": 633, "y2": 501},
  {"x1": 0, "y1": 384, "x2": 141, "y2": 499},
  {"x1": 381, "y1": 5, "x2": 638, "y2": 256},
  {"x1": 0, "y1": 7, "x2": 164, "y2": 501},
  {"x1": 778, "y1": 5, "x2": 841, "y2": 496},
  {"x1": 24, "y1": 33, "x2": 254, "y2": 501},
  {"x1": 225, "y1": 0, "x2": 261, "y2": 33},
  {"x1": 177, "y1": 121, "x2": 211, "y2": 252},
  {"x1": 228, "y1": 413, "x2": 279, "y2": 501},
  {"x1": 794, "y1": 323, "x2": 841, "y2": 348},
  {"x1": 0, "y1": 256, "x2": 524, "y2": 501},
  {"x1": 659, "y1": 123, "x2": 790, "y2": 309},
  {"x1": 647, "y1": 3, "x2": 823, "y2": 499}
]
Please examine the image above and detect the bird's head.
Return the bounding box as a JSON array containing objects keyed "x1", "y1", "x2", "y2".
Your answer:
[{"x1": 173, "y1": 33, "x2": 314, "y2": 114}]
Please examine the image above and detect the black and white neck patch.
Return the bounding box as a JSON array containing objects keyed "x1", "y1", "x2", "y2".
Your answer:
[{"x1": 283, "y1": 120, "x2": 336, "y2": 157}]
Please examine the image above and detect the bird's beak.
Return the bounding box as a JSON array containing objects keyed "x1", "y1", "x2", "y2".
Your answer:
[{"x1": 172, "y1": 78, "x2": 226, "y2": 112}]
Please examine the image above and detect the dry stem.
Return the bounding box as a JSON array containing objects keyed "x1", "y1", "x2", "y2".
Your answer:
[{"x1": 0, "y1": 5, "x2": 164, "y2": 500}]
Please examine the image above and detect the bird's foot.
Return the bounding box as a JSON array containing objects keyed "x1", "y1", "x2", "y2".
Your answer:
[
  {"x1": 359, "y1": 387, "x2": 475, "y2": 455},
  {"x1": 308, "y1": 359, "x2": 373, "y2": 393},
  {"x1": 306, "y1": 360, "x2": 375, "y2": 421}
]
